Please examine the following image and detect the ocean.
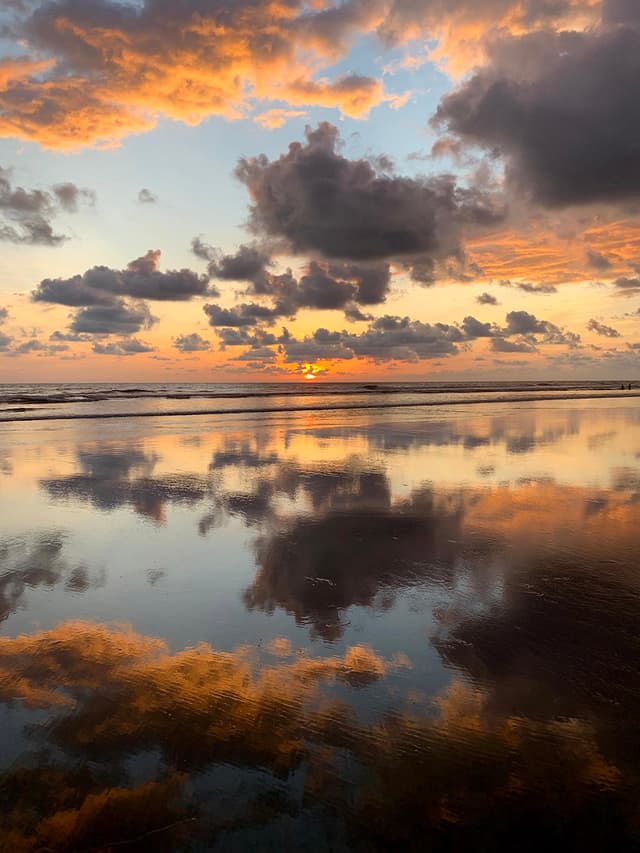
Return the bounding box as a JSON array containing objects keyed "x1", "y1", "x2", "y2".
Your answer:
[{"x1": 1, "y1": 379, "x2": 638, "y2": 422}]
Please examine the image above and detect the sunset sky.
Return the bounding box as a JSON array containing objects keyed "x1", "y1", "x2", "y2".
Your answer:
[{"x1": 0, "y1": 0, "x2": 638, "y2": 382}]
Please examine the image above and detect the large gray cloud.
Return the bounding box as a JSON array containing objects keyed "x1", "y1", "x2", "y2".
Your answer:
[
  {"x1": 504, "y1": 310, "x2": 580, "y2": 346},
  {"x1": 235, "y1": 122, "x2": 503, "y2": 263},
  {"x1": 33, "y1": 250, "x2": 212, "y2": 305},
  {"x1": 199, "y1": 245, "x2": 392, "y2": 326},
  {"x1": 613, "y1": 277, "x2": 640, "y2": 296},
  {"x1": 203, "y1": 303, "x2": 281, "y2": 328},
  {"x1": 197, "y1": 237, "x2": 392, "y2": 308},
  {"x1": 433, "y1": 11, "x2": 640, "y2": 207},
  {"x1": 0, "y1": 166, "x2": 94, "y2": 245},
  {"x1": 70, "y1": 301, "x2": 156, "y2": 336}
]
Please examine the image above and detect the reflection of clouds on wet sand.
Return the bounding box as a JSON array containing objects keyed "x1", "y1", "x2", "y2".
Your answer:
[
  {"x1": 0, "y1": 533, "x2": 103, "y2": 622},
  {"x1": 40, "y1": 444, "x2": 212, "y2": 523},
  {"x1": 0, "y1": 620, "x2": 636, "y2": 851},
  {"x1": 244, "y1": 474, "x2": 640, "y2": 639},
  {"x1": 431, "y1": 487, "x2": 640, "y2": 752},
  {"x1": 2, "y1": 402, "x2": 639, "y2": 848},
  {"x1": 245, "y1": 487, "x2": 466, "y2": 639}
]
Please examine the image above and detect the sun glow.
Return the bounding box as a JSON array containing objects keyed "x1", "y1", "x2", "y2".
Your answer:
[{"x1": 302, "y1": 363, "x2": 321, "y2": 380}]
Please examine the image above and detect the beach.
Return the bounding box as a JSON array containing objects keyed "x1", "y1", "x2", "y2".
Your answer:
[{"x1": 1, "y1": 393, "x2": 639, "y2": 850}]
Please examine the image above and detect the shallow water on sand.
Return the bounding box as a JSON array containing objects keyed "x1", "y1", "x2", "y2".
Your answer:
[{"x1": 0, "y1": 398, "x2": 639, "y2": 851}]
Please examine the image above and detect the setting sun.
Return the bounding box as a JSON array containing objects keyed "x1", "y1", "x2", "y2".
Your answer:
[{"x1": 302, "y1": 363, "x2": 321, "y2": 380}]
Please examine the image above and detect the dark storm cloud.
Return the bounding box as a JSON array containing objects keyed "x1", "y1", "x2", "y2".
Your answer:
[
  {"x1": 0, "y1": 307, "x2": 8, "y2": 323},
  {"x1": 137, "y1": 188, "x2": 158, "y2": 204},
  {"x1": 197, "y1": 230, "x2": 393, "y2": 312},
  {"x1": 505, "y1": 310, "x2": 580, "y2": 346},
  {"x1": 476, "y1": 291, "x2": 498, "y2": 305},
  {"x1": 0, "y1": 333, "x2": 13, "y2": 351},
  {"x1": 344, "y1": 305, "x2": 374, "y2": 322},
  {"x1": 587, "y1": 318, "x2": 621, "y2": 338},
  {"x1": 333, "y1": 261, "x2": 391, "y2": 305},
  {"x1": 272, "y1": 261, "x2": 390, "y2": 310},
  {"x1": 70, "y1": 301, "x2": 156, "y2": 336},
  {"x1": 203, "y1": 302, "x2": 280, "y2": 328},
  {"x1": 406, "y1": 258, "x2": 436, "y2": 285},
  {"x1": 505, "y1": 310, "x2": 547, "y2": 335},
  {"x1": 613, "y1": 277, "x2": 640, "y2": 296},
  {"x1": 92, "y1": 338, "x2": 155, "y2": 355},
  {"x1": 33, "y1": 250, "x2": 212, "y2": 306},
  {"x1": 235, "y1": 122, "x2": 503, "y2": 263},
  {"x1": 461, "y1": 316, "x2": 496, "y2": 338},
  {"x1": 203, "y1": 243, "x2": 271, "y2": 282},
  {"x1": 433, "y1": 15, "x2": 640, "y2": 207},
  {"x1": 0, "y1": 166, "x2": 93, "y2": 245},
  {"x1": 586, "y1": 248, "x2": 613, "y2": 270},
  {"x1": 174, "y1": 332, "x2": 211, "y2": 352},
  {"x1": 201, "y1": 256, "x2": 391, "y2": 330},
  {"x1": 289, "y1": 262, "x2": 355, "y2": 309},
  {"x1": 34, "y1": 276, "x2": 116, "y2": 307}
]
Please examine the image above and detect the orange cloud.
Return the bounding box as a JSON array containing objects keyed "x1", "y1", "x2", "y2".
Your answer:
[
  {"x1": 0, "y1": 0, "x2": 604, "y2": 149},
  {"x1": 254, "y1": 108, "x2": 308, "y2": 129},
  {"x1": 0, "y1": 2, "x2": 393, "y2": 149},
  {"x1": 466, "y1": 216, "x2": 640, "y2": 285}
]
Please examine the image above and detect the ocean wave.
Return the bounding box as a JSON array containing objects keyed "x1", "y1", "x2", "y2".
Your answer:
[
  {"x1": 0, "y1": 380, "x2": 633, "y2": 407},
  {"x1": 0, "y1": 390, "x2": 638, "y2": 424}
]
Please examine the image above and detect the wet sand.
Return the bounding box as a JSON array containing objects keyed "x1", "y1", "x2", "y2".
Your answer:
[{"x1": 0, "y1": 398, "x2": 639, "y2": 851}]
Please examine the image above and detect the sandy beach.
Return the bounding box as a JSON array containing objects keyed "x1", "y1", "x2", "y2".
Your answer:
[{"x1": 0, "y1": 396, "x2": 639, "y2": 850}]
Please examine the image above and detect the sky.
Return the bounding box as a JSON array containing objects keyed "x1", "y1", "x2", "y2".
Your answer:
[{"x1": 0, "y1": 0, "x2": 638, "y2": 382}]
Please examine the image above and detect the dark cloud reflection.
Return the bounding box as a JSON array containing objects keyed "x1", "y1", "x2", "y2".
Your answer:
[
  {"x1": 0, "y1": 532, "x2": 102, "y2": 621},
  {"x1": 40, "y1": 445, "x2": 211, "y2": 523}
]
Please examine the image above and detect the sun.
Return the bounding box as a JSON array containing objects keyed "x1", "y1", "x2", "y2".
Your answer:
[{"x1": 302, "y1": 363, "x2": 321, "y2": 380}]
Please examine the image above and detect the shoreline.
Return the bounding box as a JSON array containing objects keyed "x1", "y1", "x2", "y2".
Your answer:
[{"x1": 1, "y1": 389, "x2": 639, "y2": 424}]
